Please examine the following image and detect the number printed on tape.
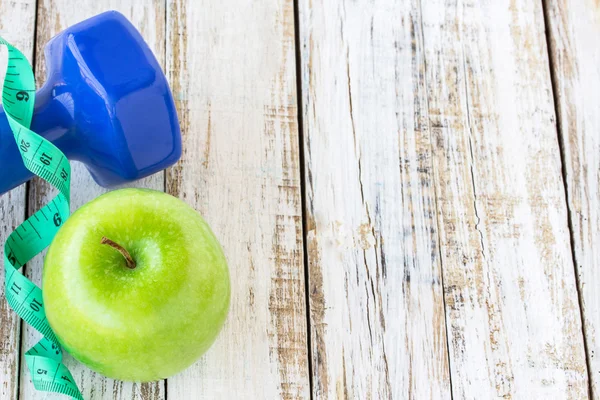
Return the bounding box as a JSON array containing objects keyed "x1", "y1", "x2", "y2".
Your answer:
[{"x1": 0, "y1": 38, "x2": 83, "y2": 400}]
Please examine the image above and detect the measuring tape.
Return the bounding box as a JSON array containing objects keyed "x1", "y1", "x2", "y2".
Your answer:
[{"x1": 1, "y1": 38, "x2": 83, "y2": 399}]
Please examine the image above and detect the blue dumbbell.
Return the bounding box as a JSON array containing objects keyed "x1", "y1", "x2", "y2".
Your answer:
[{"x1": 0, "y1": 10, "x2": 181, "y2": 195}]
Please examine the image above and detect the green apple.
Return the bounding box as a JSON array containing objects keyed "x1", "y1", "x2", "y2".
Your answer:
[{"x1": 42, "y1": 188, "x2": 230, "y2": 381}]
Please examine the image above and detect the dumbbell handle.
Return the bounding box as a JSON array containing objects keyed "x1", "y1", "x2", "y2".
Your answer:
[
  {"x1": 1, "y1": 11, "x2": 182, "y2": 196},
  {"x1": 0, "y1": 79, "x2": 75, "y2": 194}
]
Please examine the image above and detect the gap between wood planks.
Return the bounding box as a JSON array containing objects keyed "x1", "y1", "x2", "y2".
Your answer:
[
  {"x1": 163, "y1": 0, "x2": 168, "y2": 397},
  {"x1": 16, "y1": 0, "x2": 41, "y2": 398},
  {"x1": 163, "y1": 1, "x2": 169, "y2": 398},
  {"x1": 292, "y1": 0, "x2": 314, "y2": 399},
  {"x1": 540, "y1": 0, "x2": 593, "y2": 398}
]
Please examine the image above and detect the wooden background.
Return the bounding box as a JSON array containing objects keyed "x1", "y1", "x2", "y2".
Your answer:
[{"x1": 0, "y1": 0, "x2": 598, "y2": 398}]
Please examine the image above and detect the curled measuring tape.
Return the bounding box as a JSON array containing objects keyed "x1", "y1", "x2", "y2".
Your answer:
[{"x1": 1, "y1": 38, "x2": 83, "y2": 399}]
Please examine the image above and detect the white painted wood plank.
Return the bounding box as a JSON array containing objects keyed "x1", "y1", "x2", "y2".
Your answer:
[
  {"x1": 0, "y1": 2, "x2": 38, "y2": 398},
  {"x1": 165, "y1": 0, "x2": 310, "y2": 398},
  {"x1": 0, "y1": 189, "x2": 26, "y2": 400},
  {"x1": 545, "y1": 0, "x2": 600, "y2": 396},
  {"x1": 20, "y1": 1, "x2": 166, "y2": 399},
  {"x1": 421, "y1": 0, "x2": 588, "y2": 398},
  {"x1": 298, "y1": 1, "x2": 452, "y2": 398}
]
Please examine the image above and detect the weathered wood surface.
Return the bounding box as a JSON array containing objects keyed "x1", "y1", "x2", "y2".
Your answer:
[
  {"x1": 421, "y1": 0, "x2": 588, "y2": 398},
  {"x1": 2, "y1": 0, "x2": 600, "y2": 399},
  {"x1": 545, "y1": 0, "x2": 600, "y2": 397},
  {"x1": 297, "y1": 0, "x2": 452, "y2": 398},
  {"x1": 165, "y1": 0, "x2": 310, "y2": 399},
  {"x1": 0, "y1": 187, "x2": 24, "y2": 400},
  {"x1": 20, "y1": 1, "x2": 166, "y2": 399},
  {"x1": 298, "y1": 0, "x2": 592, "y2": 398},
  {"x1": 0, "y1": 2, "x2": 36, "y2": 399}
]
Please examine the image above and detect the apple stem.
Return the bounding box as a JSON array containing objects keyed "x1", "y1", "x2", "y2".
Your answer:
[{"x1": 100, "y1": 237, "x2": 136, "y2": 269}]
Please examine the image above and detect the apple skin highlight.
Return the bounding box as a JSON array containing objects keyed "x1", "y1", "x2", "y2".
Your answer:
[{"x1": 42, "y1": 188, "x2": 231, "y2": 382}]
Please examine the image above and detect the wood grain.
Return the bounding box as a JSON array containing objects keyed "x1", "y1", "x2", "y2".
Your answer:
[
  {"x1": 165, "y1": 0, "x2": 310, "y2": 398},
  {"x1": 545, "y1": 0, "x2": 600, "y2": 396},
  {"x1": 297, "y1": 0, "x2": 452, "y2": 398},
  {"x1": 421, "y1": 0, "x2": 588, "y2": 398},
  {"x1": 0, "y1": 2, "x2": 37, "y2": 398},
  {"x1": 0, "y1": 189, "x2": 24, "y2": 400},
  {"x1": 2, "y1": 0, "x2": 594, "y2": 398},
  {"x1": 20, "y1": 1, "x2": 166, "y2": 399}
]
